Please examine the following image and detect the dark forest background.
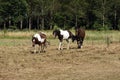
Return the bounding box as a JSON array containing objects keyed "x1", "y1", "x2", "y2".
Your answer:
[{"x1": 0, "y1": 0, "x2": 120, "y2": 30}]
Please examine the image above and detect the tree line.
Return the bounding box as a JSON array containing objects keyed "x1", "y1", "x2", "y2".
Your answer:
[{"x1": 0, "y1": 0, "x2": 120, "y2": 30}]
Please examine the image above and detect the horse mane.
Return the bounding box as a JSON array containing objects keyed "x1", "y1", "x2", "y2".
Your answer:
[
  {"x1": 53, "y1": 29, "x2": 60, "y2": 36},
  {"x1": 39, "y1": 32, "x2": 46, "y2": 38},
  {"x1": 75, "y1": 28, "x2": 85, "y2": 37}
]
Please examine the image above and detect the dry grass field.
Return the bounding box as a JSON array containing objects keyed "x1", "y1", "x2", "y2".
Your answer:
[{"x1": 0, "y1": 30, "x2": 120, "y2": 80}]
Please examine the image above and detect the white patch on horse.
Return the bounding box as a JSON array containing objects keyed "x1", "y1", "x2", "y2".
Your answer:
[
  {"x1": 60, "y1": 30, "x2": 70, "y2": 39},
  {"x1": 58, "y1": 42, "x2": 62, "y2": 50},
  {"x1": 33, "y1": 33, "x2": 45, "y2": 43},
  {"x1": 33, "y1": 39, "x2": 35, "y2": 42}
]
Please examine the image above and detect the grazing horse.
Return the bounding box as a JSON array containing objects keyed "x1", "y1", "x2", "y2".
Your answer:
[
  {"x1": 53, "y1": 29, "x2": 75, "y2": 50},
  {"x1": 32, "y1": 32, "x2": 47, "y2": 53},
  {"x1": 73, "y1": 28, "x2": 85, "y2": 48}
]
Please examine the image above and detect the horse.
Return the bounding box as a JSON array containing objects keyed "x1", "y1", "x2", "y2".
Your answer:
[
  {"x1": 72, "y1": 28, "x2": 85, "y2": 48},
  {"x1": 32, "y1": 32, "x2": 47, "y2": 53},
  {"x1": 53, "y1": 29, "x2": 75, "y2": 50}
]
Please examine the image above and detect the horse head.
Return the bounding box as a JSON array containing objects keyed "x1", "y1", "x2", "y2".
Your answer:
[
  {"x1": 75, "y1": 28, "x2": 85, "y2": 49},
  {"x1": 53, "y1": 29, "x2": 60, "y2": 38},
  {"x1": 32, "y1": 37, "x2": 38, "y2": 47}
]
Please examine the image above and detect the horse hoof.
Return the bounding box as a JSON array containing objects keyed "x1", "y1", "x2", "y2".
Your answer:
[
  {"x1": 40, "y1": 51, "x2": 46, "y2": 53},
  {"x1": 30, "y1": 51, "x2": 34, "y2": 54},
  {"x1": 78, "y1": 46, "x2": 81, "y2": 49},
  {"x1": 58, "y1": 49, "x2": 62, "y2": 50},
  {"x1": 31, "y1": 50, "x2": 38, "y2": 54},
  {"x1": 34, "y1": 50, "x2": 37, "y2": 53},
  {"x1": 58, "y1": 48, "x2": 61, "y2": 50},
  {"x1": 43, "y1": 51, "x2": 46, "y2": 53}
]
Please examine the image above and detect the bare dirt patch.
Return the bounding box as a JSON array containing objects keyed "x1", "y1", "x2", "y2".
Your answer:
[{"x1": 0, "y1": 39, "x2": 120, "y2": 80}]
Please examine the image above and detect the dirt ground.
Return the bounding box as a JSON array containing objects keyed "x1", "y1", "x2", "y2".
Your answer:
[{"x1": 0, "y1": 39, "x2": 120, "y2": 80}]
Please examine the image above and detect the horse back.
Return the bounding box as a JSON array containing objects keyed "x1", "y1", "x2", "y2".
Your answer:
[
  {"x1": 67, "y1": 30, "x2": 74, "y2": 38},
  {"x1": 75, "y1": 28, "x2": 85, "y2": 38}
]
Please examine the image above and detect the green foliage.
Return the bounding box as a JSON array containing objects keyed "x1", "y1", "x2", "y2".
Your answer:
[
  {"x1": 3, "y1": 26, "x2": 7, "y2": 37},
  {"x1": 9, "y1": 26, "x2": 17, "y2": 30},
  {"x1": 0, "y1": 0, "x2": 120, "y2": 30},
  {"x1": 93, "y1": 21, "x2": 110, "y2": 31},
  {"x1": 118, "y1": 20, "x2": 120, "y2": 30},
  {"x1": 53, "y1": 25, "x2": 60, "y2": 30}
]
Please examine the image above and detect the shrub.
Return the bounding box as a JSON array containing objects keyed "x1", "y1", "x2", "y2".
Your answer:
[
  {"x1": 93, "y1": 22, "x2": 109, "y2": 31},
  {"x1": 53, "y1": 25, "x2": 60, "y2": 30}
]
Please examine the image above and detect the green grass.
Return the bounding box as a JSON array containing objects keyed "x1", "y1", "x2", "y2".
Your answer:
[
  {"x1": 0, "y1": 39, "x2": 28, "y2": 46},
  {"x1": 0, "y1": 30, "x2": 120, "y2": 43},
  {"x1": 86, "y1": 30, "x2": 120, "y2": 43},
  {"x1": 0, "y1": 30, "x2": 53, "y2": 39}
]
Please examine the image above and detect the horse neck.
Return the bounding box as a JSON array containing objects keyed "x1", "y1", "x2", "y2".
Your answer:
[
  {"x1": 55, "y1": 30, "x2": 61, "y2": 37},
  {"x1": 70, "y1": 33, "x2": 75, "y2": 39},
  {"x1": 70, "y1": 33, "x2": 74, "y2": 37}
]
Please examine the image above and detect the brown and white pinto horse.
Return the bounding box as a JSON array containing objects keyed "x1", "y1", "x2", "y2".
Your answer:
[
  {"x1": 73, "y1": 28, "x2": 85, "y2": 48},
  {"x1": 32, "y1": 32, "x2": 47, "y2": 53},
  {"x1": 53, "y1": 29, "x2": 75, "y2": 50}
]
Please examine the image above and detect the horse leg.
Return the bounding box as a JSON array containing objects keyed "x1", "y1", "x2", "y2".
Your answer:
[
  {"x1": 58, "y1": 42, "x2": 62, "y2": 50},
  {"x1": 41, "y1": 44, "x2": 44, "y2": 52},
  {"x1": 42, "y1": 44, "x2": 45, "y2": 52},
  {"x1": 33, "y1": 45, "x2": 37, "y2": 53},
  {"x1": 80, "y1": 38, "x2": 84, "y2": 48},
  {"x1": 66, "y1": 39, "x2": 70, "y2": 50},
  {"x1": 39, "y1": 45, "x2": 41, "y2": 53},
  {"x1": 77, "y1": 37, "x2": 83, "y2": 49},
  {"x1": 77, "y1": 40, "x2": 81, "y2": 49}
]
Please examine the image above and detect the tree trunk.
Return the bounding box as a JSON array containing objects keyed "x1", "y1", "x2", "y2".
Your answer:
[
  {"x1": 4, "y1": 22, "x2": 6, "y2": 30},
  {"x1": 3, "y1": 21, "x2": 6, "y2": 37},
  {"x1": 50, "y1": 22, "x2": 53, "y2": 30},
  {"x1": 41, "y1": 17, "x2": 44, "y2": 30},
  {"x1": 102, "y1": 0, "x2": 105, "y2": 28},
  {"x1": 8, "y1": 16, "x2": 11, "y2": 27},
  {"x1": 41, "y1": 7, "x2": 44, "y2": 30},
  {"x1": 20, "y1": 20, "x2": 23, "y2": 30},
  {"x1": 29, "y1": 17, "x2": 31, "y2": 30},
  {"x1": 75, "y1": 15, "x2": 78, "y2": 28},
  {"x1": 114, "y1": 8, "x2": 117, "y2": 29},
  {"x1": 50, "y1": 11, "x2": 53, "y2": 30},
  {"x1": 50, "y1": 0, "x2": 54, "y2": 30},
  {"x1": 8, "y1": 20, "x2": 11, "y2": 27},
  {"x1": 37, "y1": 16, "x2": 40, "y2": 29},
  {"x1": 102, "y1": 14, "x2": 105, "y2": 28}
]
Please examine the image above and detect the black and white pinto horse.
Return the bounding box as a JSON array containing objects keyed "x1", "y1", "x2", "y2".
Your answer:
[
  {"x1": 53, "y1": 29, "x2": 74, "y2": 50},
  {"x1": 32, "y1": 32, "x2": 47, "y2": 53},
  {"x1": 72, "y1": 28, "x2": 85, "y2": 48}
]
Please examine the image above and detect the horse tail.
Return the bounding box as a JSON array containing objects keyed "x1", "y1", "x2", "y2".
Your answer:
[{"x1": 45, "y1": 40, "x2": 50, "y2": 48}]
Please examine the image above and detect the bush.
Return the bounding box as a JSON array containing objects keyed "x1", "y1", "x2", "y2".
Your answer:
[
  {"x1": 93, "y1": 22, "x2": 109, "y2": 31},
  {"x1": 118, "y1": 20, "x2": 120, "y2": 30},
  {"x1": 9, "y1": 26, "x2": 17, "y2": 30},
  {"x1": 53, "y1": 25, "x2": 60, "y2": 30}
]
